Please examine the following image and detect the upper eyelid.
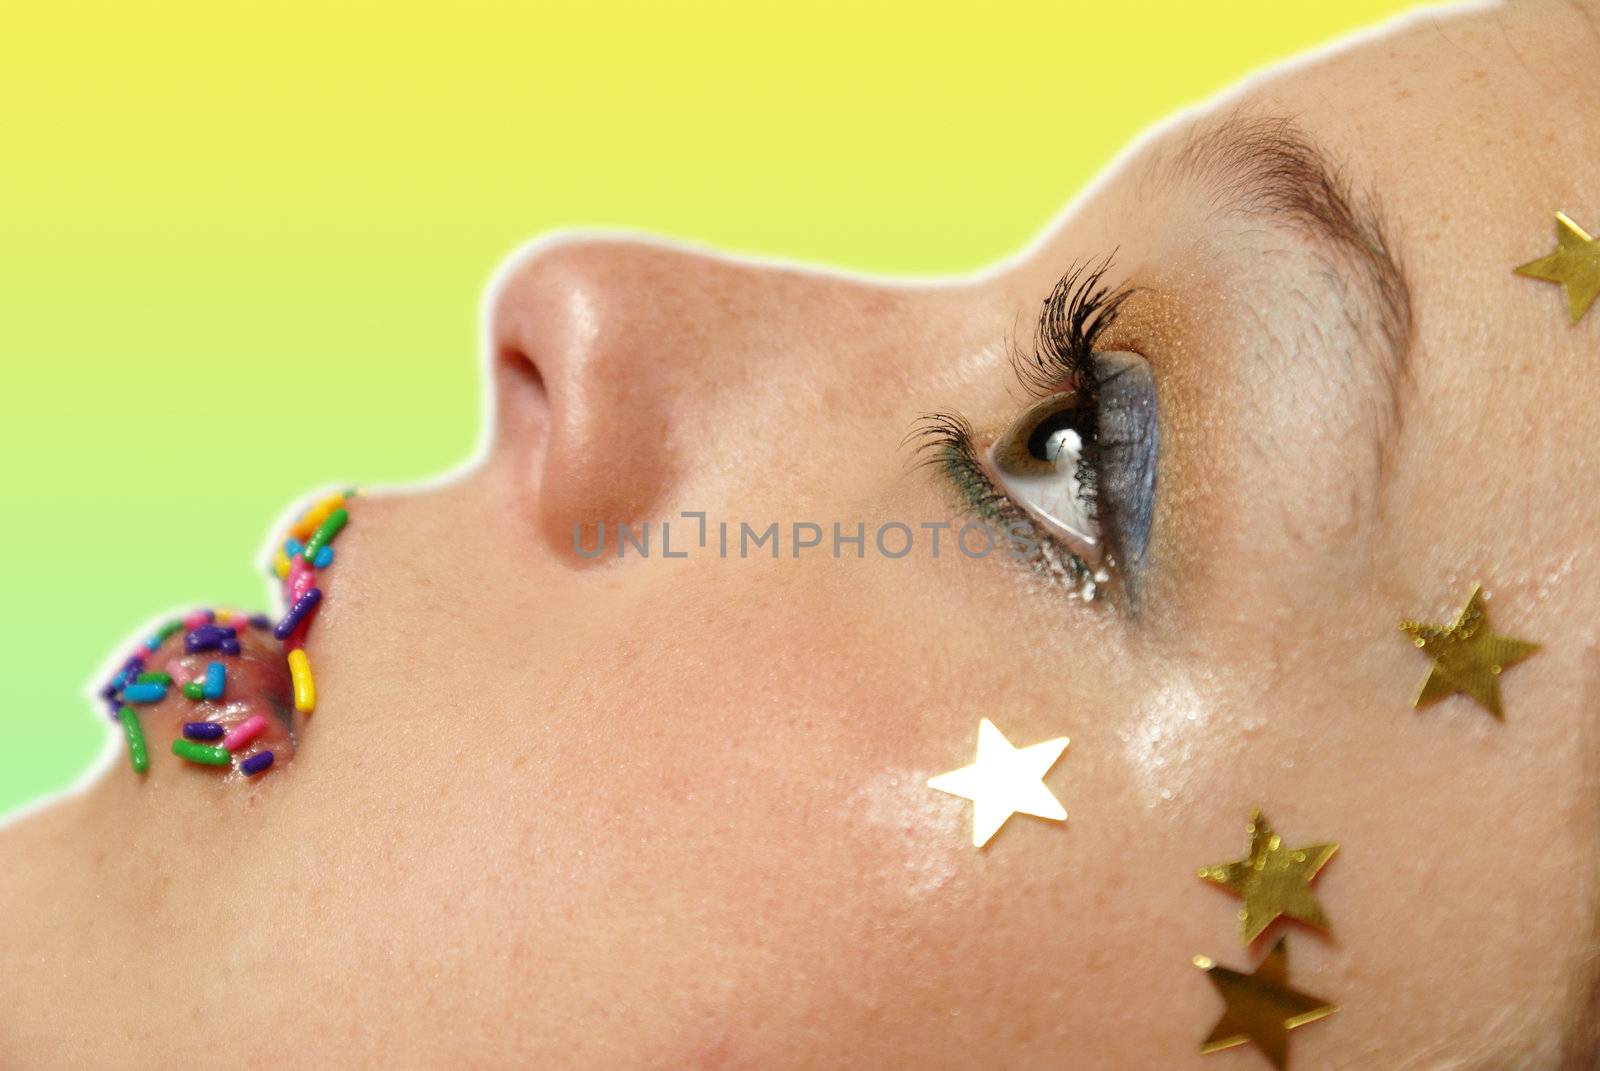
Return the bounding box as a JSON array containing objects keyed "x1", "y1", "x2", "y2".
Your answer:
[{"x1": 1010, "y1": 257, "x2": 1135, "y2": 400}]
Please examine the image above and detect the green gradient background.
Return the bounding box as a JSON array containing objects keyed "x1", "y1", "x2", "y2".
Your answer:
[{"x1": 1, "y1": 1, "x2": 1425, "y2": 817}]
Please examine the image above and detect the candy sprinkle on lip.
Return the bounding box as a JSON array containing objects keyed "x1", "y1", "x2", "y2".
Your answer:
[
  {"x1": 203, "y1": 661, "x2": 226, "y2": 701},
  {"x1": 172, "y1": 739, "x2": 231, "y2": 766},
  {"x1": 240, "y1": 750, "x2": 275, "y2": 776},
  {"x1": 144, "y1": 621, "x2": 183, "y2": 651},
  {"x1": 300, "y1": 508, "x2": 348, "y2": 565},
  {"x1": 289, "y1": 492, "x2": 346, "y2": 542},
  {"x1": 183, "y1": 721, "x2": 226, "y2": 741},
  {"x1": 182, "y1": 680, "x2": 205, "y2": 701},
  {"x1": 288, "y1": 648, "x2": 316, "y2": 714},
  {"x1": 110, "y1": 654, "x2": 145, "y2": 691},
  {"x1": 121, "y1": 682, "x2": 167, "y2": 704},
  {"x1": 119, "y1": 707, "x2": 149, "y2": 773},
  {"x1": 135, "y1": 671, "x2": 172, "y2": 687},
  {"x1": 222, "y1": 714, "x2": 268, "y2": 751},
  {"x1": 185, "y1": 625, "x2": 224, "y2": 653},
  {"x1": 273, "y1": 588, "x2": 323, "y2": 640}
]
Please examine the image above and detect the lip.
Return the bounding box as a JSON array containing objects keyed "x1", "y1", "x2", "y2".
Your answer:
[{"x1": 127, "y1": 623, "x2": 299, "y2": 779}]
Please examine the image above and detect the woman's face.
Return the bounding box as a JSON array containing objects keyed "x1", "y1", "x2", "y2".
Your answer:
[{"x1": 296, "y1": 3, "x2": 1598, "y2": 1065}]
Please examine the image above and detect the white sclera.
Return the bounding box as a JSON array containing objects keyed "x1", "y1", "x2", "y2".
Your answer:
[{"x1": 987, "y1": 426, "x2": 1098, "y2": 549}]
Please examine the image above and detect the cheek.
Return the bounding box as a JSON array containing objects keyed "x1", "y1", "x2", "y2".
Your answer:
[{"x1": 304, "y1": 498, "x2": 1243, "y2": 1063}]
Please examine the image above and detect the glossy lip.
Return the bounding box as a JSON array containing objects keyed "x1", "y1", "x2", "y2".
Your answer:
[{"x1": 133, "y1": 625, "x2": 299, "y2": 778}]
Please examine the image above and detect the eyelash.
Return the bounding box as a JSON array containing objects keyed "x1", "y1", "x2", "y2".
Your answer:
[{"x1": 913, "y1": 257, "x2": 1134, "y2": 594}]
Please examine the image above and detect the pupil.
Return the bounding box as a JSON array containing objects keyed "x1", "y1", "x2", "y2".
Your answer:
[{"x1": 1026, "y1": 405, "x2": 1088, "y2": 465}]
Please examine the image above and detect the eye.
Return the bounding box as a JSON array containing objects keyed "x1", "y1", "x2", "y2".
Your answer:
[
  {"x1": 988, "y1": 391, "x2": 1102, "y2": 556},
  {"x1": 986, "y1": 350, "x2": 1158, "y2": 580}
]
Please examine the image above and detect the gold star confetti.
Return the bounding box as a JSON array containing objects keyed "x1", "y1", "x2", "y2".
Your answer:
[
  {"x1": 1195, "y1": 938, "x2": 1337, "y2": 1070},
  {"x1": 1400, "y1": 585, "x2": 1539, "y2": 720},
  {"x1": 1514, "y1": 211, "x2": 1600, "y2": 324},
  {"x1": 1198, "y1": 810, "x2": 1337, "y2": 945},
  {"x1": 926, "y1": 718, "x2": 1069, "y2": 848}
]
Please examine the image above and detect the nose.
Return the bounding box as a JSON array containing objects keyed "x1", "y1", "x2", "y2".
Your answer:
[
  {"x1": 490, "y1": 237, "x2": 691, "y2": 550},
  {"x1": 488, "y1": 236, "x2": 924, "y2": 558}
]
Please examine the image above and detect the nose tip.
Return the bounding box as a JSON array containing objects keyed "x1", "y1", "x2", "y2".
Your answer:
[{"x1": 489, "y1": 237, "x2": 685, "y2": 556}]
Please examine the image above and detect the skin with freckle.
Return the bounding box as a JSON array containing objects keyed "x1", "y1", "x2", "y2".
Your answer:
[{"x1": 3, "y1": 3, "x2": 1600, "y2": 1067}]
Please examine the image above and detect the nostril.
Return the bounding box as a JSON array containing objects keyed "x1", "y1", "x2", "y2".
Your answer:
[
  {"x1": 489, "y1": 342, "x2": 554, "y2": 490},
  {"x1": 496, "y1": 343, "x2": 548, "y2": 410},
  {"x1": 493, "y1": 342, "x2": 551, "y2": 442}
]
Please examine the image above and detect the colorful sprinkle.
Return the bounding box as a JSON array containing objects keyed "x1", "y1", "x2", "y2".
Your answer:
[
  {"x1": 273, "y1": 588, "x2": 323, "y2": 640},
  {"x1": 144, "y1": 620, "x2": 184, "y2": 651},
  {"x1": 120, "y1": 682, "x2": 167, "y2": 704},
  {"x1": 110, "y1": 654, "x2": 146, "y2": 692},
  {"x1": 287, "y1": 557, "x2": 315, "y2": 603},
  {"x1": 203, "y1": 661, "x2": 226, "y2": 701},
  {"x1": 185, "y1": 626, "x2": 223, "y2": 653},
  {"x1": 287, "y1": 648, "x2": 316, "y2": 714},
  {"x1": 222, "y1": 714, "x2": 268, "y2": 751},
  {"x1": 300, "y1": 508, "x2": 348, "y2": 564},
  {"x1": 171, "y1": 739, "x2": 231, "y2": 766},
  {"x1": 289, "y1": 492, "x2": 346, "y2": 542},
  {"x1": 118, "y1": 707, "x2": 149, "y2": 773},
  {"x1": 108, "y1": 495, "x2": 350, "y2": 784}
]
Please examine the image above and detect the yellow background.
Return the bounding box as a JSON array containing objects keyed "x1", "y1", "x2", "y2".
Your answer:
[{"x1": 0, "y1": 1, "x2": 1425, "y2": 816}]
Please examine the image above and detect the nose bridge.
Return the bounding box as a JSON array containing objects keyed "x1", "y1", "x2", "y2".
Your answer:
[{"x1": 490, "y1": 236, "x2": 959, "y2": 564}]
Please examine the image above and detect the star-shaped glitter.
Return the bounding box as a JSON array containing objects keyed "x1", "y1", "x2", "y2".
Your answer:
[
  {"x1": 1514, "y1": 211, "x2": 1600, "y2": 323},
  {"x1": 926, "y1": 718, "x2": 1069, "y2": 848},
  {"x1": 1400, "y1": 585, "x2": 1539, "y2": 719},
  {"x1": 1198, "y1": 811, "x2": 1337, "y2": 945},
  {"x1": 1195, "y1": 938, "x2": 1337, "y2": 1070}
]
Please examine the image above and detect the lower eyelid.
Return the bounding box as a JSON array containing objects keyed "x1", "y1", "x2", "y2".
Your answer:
[{"x1": 919, "y1": 421, "x2": 1107, "y2": 599}]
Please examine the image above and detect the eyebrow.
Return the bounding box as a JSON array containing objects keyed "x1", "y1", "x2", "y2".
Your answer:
[{"x1": 1139, "y1": 111, "x2": 1416, "y2": 481}]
